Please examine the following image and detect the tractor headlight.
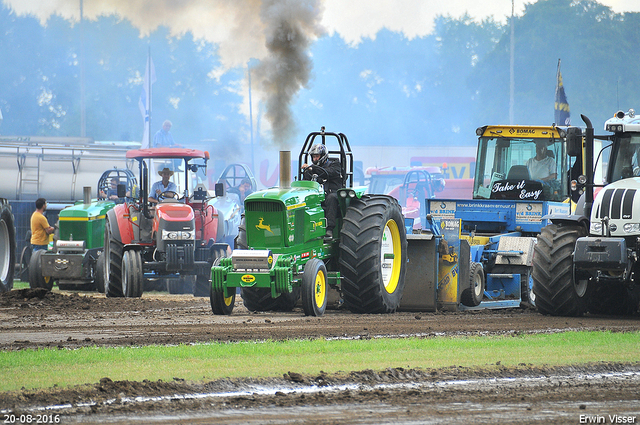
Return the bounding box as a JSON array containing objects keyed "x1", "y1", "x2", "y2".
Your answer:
[
  {"x1": 162, "y1": 229, "x2": 195, "y2": 240},
  {"x1": 590, "y1": 222, "x2": 602, "y2": 235},
  {"x1": 339, "y1": 189, "x2": 356, "y2": 198},
  {"x1": 623, "y1": 223, "x2": 640, "y2": 233}
]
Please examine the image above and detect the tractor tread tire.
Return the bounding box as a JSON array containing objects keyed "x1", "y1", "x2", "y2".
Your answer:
[
  {"x1": 339, "y1": 195, "x2": 407, "y2": 314},
  {"x1": 122, "y1": 250, "x2": 143, "y2": 298},
  {"x1": 532, "y1": 223, "x2": 588, "y2": 316},
  {"x1": 0, "y1": 202, "x2": 16, "y2": 292},
  {"x1": 105, "y1": 219, "x2": 124, "y2": 297}
]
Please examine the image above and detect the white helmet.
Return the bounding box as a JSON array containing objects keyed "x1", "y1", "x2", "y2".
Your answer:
[{"x1": 309, "y1": 144, "x2": 328, "y2": 166}]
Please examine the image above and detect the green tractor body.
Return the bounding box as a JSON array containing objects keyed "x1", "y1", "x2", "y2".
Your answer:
[
  {"x1": 213, "y1": 180, "x2": 360, "y2": 298},
  {"x1": 29, "y1": 168, "x2": 137, "y2": 292},
  {"x1": 38, "y1": 200, "x2": 114, "y2": 284},
  {"x1": 211, "y1": 130, "x2": 408, "y2": 316}
]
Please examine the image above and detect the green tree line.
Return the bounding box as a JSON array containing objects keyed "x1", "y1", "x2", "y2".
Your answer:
[{"x1": 0, "y1": 0, "x2": 638, "y2": 149}]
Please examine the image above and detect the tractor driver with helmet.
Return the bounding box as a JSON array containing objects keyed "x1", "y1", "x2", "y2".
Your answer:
[{"x1": 301, "y1": 143, "x2": 342, "y2": 239}]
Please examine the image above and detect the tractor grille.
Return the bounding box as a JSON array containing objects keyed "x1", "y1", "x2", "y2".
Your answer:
[
  {"x1": 596, "y1": 188, "x2": 636, "y2": 220},
  {"x1": 246, "y1": 201, "x2": 284, "y2": 213}
]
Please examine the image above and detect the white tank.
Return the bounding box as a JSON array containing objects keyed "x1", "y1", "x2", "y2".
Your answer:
[{"x1": 0, "y1": 136, "x2": 139, "y2": 201}]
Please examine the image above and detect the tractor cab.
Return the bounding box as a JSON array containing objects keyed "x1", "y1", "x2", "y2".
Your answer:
[
  {"x1": 473, "y1": 125, "x2": 574, "y2": 202},
  {"x1": 102, "y1": 147, "x2": 230, "y2": 298}
]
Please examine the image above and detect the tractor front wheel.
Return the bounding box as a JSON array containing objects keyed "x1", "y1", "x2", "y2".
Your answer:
[
  {"x1": 302, "y1": 258, "x2": 328, "y2": 316},
  {"x1": 339, "y1": 195, "x2": 407, "y2": 313},
  {"x1": 28, "y1": 250, "x2": 53, "y2": 291},
  {"x1": 122, "y1": 250, "x2": 143, "y2": 298},
  {"x1": 210, "y1": 256, "x2": 235, "y2": 315},
  {"x1": 532, "y1": 223, "x2": 588, "y2": 316}
]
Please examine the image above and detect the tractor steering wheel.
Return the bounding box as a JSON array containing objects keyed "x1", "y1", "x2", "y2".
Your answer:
[
  {"x1": 305, "y1": 165, "x2": 329, "y2": 183},
  {"x1": 158, "y1": 191, "x2": 179, "y2": 201}
]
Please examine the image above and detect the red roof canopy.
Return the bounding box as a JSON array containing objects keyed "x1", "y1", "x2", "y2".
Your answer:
[{"x1": 126, "y1": 147, "x2": 208, "y2": 160}]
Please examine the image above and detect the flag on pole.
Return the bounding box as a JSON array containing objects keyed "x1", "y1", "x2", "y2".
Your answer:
[
  {"x1": 554, "y1": 59, "x2": 570, "y2": 125},
  {"x1": 139, "y1": 54, "x2": 156, "y2": 149}
]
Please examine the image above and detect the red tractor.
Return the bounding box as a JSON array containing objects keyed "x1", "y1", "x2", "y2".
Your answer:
[{"x1": 102, "y1": 148, "x2": 229, "y2": 297}]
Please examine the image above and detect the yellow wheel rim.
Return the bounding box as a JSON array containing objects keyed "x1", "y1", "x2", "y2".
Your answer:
[
  {"x1": 224, "y1": 294, "x2": 233, "y2": 307},
  {"x1": 381, "y1": 219, "x2": 401, "y2": 294},
  {"x1": 44, "y1": 276, "x2": 51, "y2": 284},
  {"x1": 314, "y1": 269, "x2": 326, "y2": 309}
]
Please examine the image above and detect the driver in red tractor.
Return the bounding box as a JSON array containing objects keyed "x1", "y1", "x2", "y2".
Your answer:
[
  {"x1": 148, "y1": 167, "x2": 178, "y2": 205},
  {"x1": 302, "y1": 143, "x2": 342, "y2": 239}
]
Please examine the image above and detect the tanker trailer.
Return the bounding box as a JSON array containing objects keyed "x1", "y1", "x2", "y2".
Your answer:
[{"x1": 0, "y1": 136, "x2": 138, "y2": 275}]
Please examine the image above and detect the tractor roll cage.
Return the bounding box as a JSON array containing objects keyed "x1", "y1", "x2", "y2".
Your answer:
[{"x1": 297, "y1": 128, "x2": 354, "y2": 188}]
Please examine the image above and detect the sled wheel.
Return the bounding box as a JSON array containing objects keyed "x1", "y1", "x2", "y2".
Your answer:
[
  {"x1": 302, "y1": 258, "x2": 328, "y2": 317},
  {"x1": 122, "y1": 250, "x2": 143, "y2": 298},
  {"x1": 29, "y1": 249, "x2": 53, "y2": 291},
  {"x1": 532, "y1": 223, "x2": 588, "y2": 316},
  {"x1": 461, "y1": 262, "x2": 484, "y2": 307},
  {"x1": 339, "y1": 195, "x2": 407, "y2": 313},
  {"x1": 104, "y1": 218, "x2": 124, "y2": 297},
  {"x1": 0, "y1": 202, "x2": 16, "y2": 292}
]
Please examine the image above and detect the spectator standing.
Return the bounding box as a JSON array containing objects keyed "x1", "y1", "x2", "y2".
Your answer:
[
  {"x1": 30, "y1": 198, "x2": 54, "y2": 252},
  {"x1": 153, "y1": 120, "x2": 178, "y2": 148}
]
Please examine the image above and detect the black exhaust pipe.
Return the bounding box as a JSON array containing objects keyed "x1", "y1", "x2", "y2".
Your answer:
[{"x1": 581, "y1": 114, "x2": 594, "y2": 220}]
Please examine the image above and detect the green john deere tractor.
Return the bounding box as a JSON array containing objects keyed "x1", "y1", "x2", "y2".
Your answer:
[
  {"x1": 210, "y1": 128, "x2": 407, "y2": 316},
  {"x1": 29, "y1": 168, "x2": 137, "y2": 292}
]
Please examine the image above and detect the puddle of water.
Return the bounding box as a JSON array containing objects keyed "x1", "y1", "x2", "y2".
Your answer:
[{"x1": 8, "y1": 370, "x2": 640, "y2": 416}]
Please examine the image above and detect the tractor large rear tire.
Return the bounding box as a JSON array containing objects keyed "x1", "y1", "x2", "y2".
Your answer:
[
  {"x1": 104, "y1": 218, "x2": 124, "y2": 297},
  {"x1": 122, "y1": 250, "x2": 143, "y2": 298},
  {"x1": 29, "y1": 250, "x2": 53, "y2": 291},
  {"x1": 0, "y1": 202, "x2": 16, "y2": 292},
  {"x1": 339, "y1": 195, "x2": 407, "y2": 314},
  {"x1": 532, "y1": 223, "x2": 588, "y2": 316}
]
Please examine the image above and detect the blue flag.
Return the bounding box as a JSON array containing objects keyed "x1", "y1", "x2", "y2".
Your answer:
[{"x1": 554, "y1": 59, "x2": 570, "y2": 125}]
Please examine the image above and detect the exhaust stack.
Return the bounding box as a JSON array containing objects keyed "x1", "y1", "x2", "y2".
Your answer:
[
  {"x1": 83, "y1": 186, "x2": 91, "y2": 205},
  {"x1": 279, "y1": 151, "x2": 291, "y2": 189}
]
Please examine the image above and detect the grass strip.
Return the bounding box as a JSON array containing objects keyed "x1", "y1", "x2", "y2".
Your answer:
[{"x1": 1, "y1": 330, "x2": 638, "y2": 392}]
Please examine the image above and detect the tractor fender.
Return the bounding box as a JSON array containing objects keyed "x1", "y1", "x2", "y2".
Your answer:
[
  {"x1": 543, "y1": 213, "x2": 590, "y2": 233},
  {"x1": 105, "y1": 205, "x2": 134, "y2": 244}
]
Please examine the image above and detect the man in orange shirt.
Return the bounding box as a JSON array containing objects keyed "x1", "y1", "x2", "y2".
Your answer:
[{"x1": 30, "y1": 198, "x2": 54, "y2": 252}]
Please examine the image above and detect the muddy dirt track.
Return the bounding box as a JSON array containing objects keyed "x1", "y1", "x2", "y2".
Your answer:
[{"x1": 1, "y1": 288, "x2": 640, "y2": 424}]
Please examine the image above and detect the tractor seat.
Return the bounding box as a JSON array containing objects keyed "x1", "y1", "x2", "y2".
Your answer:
[{"x1": 507, "y1": 165, "x2": 531, "y2": 180}]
